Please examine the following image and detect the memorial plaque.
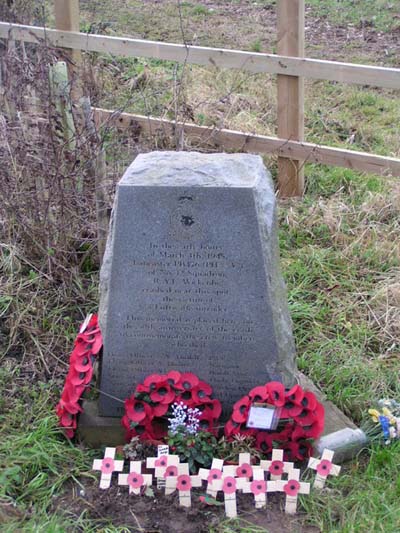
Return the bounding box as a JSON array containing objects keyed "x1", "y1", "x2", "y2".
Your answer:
[{"x1": 99, "y1": 152, "x2": 297, "y2": 416}]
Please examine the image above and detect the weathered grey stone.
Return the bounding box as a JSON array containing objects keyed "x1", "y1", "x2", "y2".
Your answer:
[{"x1": 99, "y1": 151, "x2": 297, "y2": 417}]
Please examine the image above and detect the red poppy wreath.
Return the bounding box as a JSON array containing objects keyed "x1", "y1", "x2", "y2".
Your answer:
[
  {"x1": 56, "y1": 314, "x2": 102, "y2": 438},
  {"x1": 224, "y1": 381, "x2": 324, "y2": 461},
  {"x1": 122, "y1": 371, "x2": 222, "y2": 441}
]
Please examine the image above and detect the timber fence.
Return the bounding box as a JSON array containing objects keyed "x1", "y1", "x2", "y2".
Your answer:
[{"x1": 1, "y1": 0, "x2": 399, "y2": 197}]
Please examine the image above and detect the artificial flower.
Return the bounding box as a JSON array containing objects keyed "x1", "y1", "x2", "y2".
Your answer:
[
  {"x1": 125, "y1": 398, "x2": 153, "y2": 422},
  {"x1": 283, "y1": 479, "x2": 300, "y2": 496},
  {"x1": 236, "y1": 463, "x2": 253, "y2": 478},
  {"x1": 127, "y1": 472, "x2": 144, "y2": 488},
  {"x1": 207, "y1": 469, "x2": 222, "y2": 483},
  {"x1": 222, "y1": 477, "x2": 236, "y2": 494},
  {"x1": 101, "y1": 457, "x2": 115, "y2": 474},
  {"x1": 249, "y1": 385, "x2": 268, "y2": 402},
  {"x1": 269, "y1": 460, "x2": 284, "y2": 476},
  {"x1": 177, "y1": 474, "x2": 192, "y2": 491},
  {"x1": 179, "y1": 372, "x2": 199, "y2": 390},
  {"x1": 266, "y1": 381, "x2": 286, "y2": 407},
  {"x1": 251, "y1": 480, "x2": 266, "y2": 495},
  {"x1": 316, "y1": 459, "x2": 332, "y2": 477}
]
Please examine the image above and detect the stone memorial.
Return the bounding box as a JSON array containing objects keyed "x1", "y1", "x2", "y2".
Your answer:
[{"x1": 98, "y1": 151, "x2": 297, "y2": 417}]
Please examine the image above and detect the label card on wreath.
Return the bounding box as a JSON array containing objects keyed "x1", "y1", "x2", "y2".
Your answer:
[{"x1": 247, "y1": 403, "x2": 281, "y2": 430}]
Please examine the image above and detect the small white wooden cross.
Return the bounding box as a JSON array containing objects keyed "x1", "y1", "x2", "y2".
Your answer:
[
  {"x1": 165, "y1": 463, "x2": 202, "y2": 507},
  {"x1": 118, "y1": 460, "x2": 153, "y2": 495},
  {"x1": 260, "y1": 449, "x2": 294, "y2": 480},
  {"x1": 241, "y1": 468, "x2": 277, "y2": 509},
  {"x1": 92, "y1": 447, "x2": 124, "y2": 489},
  {"x1": 308, "y1": 449, "x2": 341, "y2": 489},
  {"x1": 211, "y1": 475, "x2": 246, "y2": 518},
  {"x1": 223, "y1": 452, "x2": 254, "y2": 481},
  {"x1": 146, "y1": 447, "x2": 180, "y2": 489},
  {"x1": 198, "y1": 458, "x2": 224, "y2": 497},
  {"x1": 275, "y1": 468, "x2": 310, "y2": 514}
]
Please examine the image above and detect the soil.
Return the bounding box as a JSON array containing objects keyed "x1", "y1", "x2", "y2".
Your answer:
[{"x1": 54, "y1": 480, "x2": 320, "y2": 532}]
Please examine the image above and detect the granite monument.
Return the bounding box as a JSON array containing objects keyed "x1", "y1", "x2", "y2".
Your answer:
[{"x1": 99, "y1": 151, "x2": 297, "y2": 417}]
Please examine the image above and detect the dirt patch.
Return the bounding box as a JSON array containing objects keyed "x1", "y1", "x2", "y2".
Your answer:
[{"x1": 54, "y1": 480, "x2": 320, "y2": 532}]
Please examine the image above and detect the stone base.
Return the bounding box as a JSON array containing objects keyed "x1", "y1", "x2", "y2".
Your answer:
[
  {"x1": 78, "y1": 374, "x2": 358, "y2": 450},
  {"x1": 77, "y1": 400, "x2": 125, "y2": 447}
]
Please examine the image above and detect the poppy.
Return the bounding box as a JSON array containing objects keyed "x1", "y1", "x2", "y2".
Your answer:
[
  {"x1": 164, "y1": 465, "x2": 178, "y2": 478},
  {"x1": 280, "y1": 400, "x2": 303, "y2": 418},
  {"x1": 316, "y1": 459, "x2": 332, "y2": 477},
  {"x1": 71, "y1": 340, "x2": 93, "y2": 357},
  {"x1": 59, "y1": 392, "x2": 83, "y2": 414},
  {"x1": 192, "y1": 381, "x2": 213, "y2": 402},
  {"x1": 224, "y1": 419, "x2": 241, "y2": 438},
  {"x1": 236, "y1": 463, "x2": 253, "y2": 478},
  {"x1": 60, "y1": 411, "x2": 75, "y2": 427},
  {"x1": 266, "y1": 382, "x2": 286, "y2": 407},
  {"x1": 292, "y1": 420, "x2": 323, "y2": 440},
  {"x1": 294, "y1": 439, "x2": 313, "y2": 461},
  {"x1": 282, "y1": 440, "x2": 299, "y2": 462},
  {"x1": 199, "y1": 399, "x2": 222, "y2": 419},
  {"x1": 276, "y1": 422, "x2": 295, "y2": 440},
  {"x1": 88, "y1": 332, "x2": 102, "y2": 355},
  {"x1": 249, "y1": 385, "x2": 268, "y2": 402},
  {"x1": 222, "y1": 477, "x2": 236, "y2": 494},
  {"x1": 207, "y1": 469, "x2": 222, "y2": 483},
  {"x1": 250, "y1": 480, "x2": 266, "y2": 495},
  {"x1": 101, "y1": 457, "x2": 115, "y2": 474},
  {"x1": 125, "y1": 398, "x2": 153, "y2": 422},
  {"x1": 64, "y1": 427, "x2": 75, "y2": 439},
  {"x1": 300, "y1": 391, "x2": 317, "y2": 411},
  {"x1": 150, "y1": 382, "x2": 175, "y2": 404},
  {"x1": 129, "y1": 420, "x2": 155, "y2": 441},
  {"x1": 71, "y1": 352, "x2": 92, "y2": 373},
  {"x1": 179, "y1": 372, "x2": 199, "y2": 390},
  {"x1": 81, "y1": 331, "x2": 102, "y2": 355},
  {"x1": 166, "y1": 370, "x2": 182, "y2": 388},
  {"x1": 285, "y1": 384, "x2": 304, "y2": 405},
  {"x1": 198, "y1": 408, "x2": 215, "y2": 432},
  {"x1": 313, "y1": 403, "x2": 325, "y2": 425},
  {"x1": 69, "y1": 367, "x2": 93, "y2": 386},
  {"x1": 269, "y1": 460, "x2": 284, "y2": 476},
  {"x1": 143, "y1": 374, "x2": 164, "y2": 391},
  {"x1": 177, "y1": 474, "x2": 192, "y2": 491},
  {"x1": 255, "y1": 432, "x2": 274, "y2": 454},
  {"x1": 127, "y1": 471, "x2": 144, "y2": 488},
  {"x1": 232, "y1": 396, "x2": 251, "y2": 423},
  {"x1": 155, "y1": 456, "x2": 168, "y2": 468},
  {"x1": 283, "y1": 479, "x2": 300, "y2": 497},
  {"x1": 179, "y1": 388, "x2": 195, "y2": 406},
  {"x1": 293, "y1": 408, "x2": 317, "y2": 426}
]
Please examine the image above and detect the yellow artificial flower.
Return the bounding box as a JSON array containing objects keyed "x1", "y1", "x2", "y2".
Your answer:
[{"x1": 368, "y1": 408, "x2": 380, "y2": 423}]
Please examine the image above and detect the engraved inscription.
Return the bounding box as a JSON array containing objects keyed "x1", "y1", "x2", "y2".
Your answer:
[
  {"x1": 99, "y1": 183, "x2": 280, "y2": 417},
  {"x1": 121, "y1": 241, "x2": 254, "y2": 347}
]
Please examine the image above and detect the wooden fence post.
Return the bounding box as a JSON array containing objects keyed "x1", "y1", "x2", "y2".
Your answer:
[
  {"x1": 54, "y1": 0, "x2": 82, "y2": 95},
  {"x1": 277, "y1": 0, "x2": 305, "y2": 197}
]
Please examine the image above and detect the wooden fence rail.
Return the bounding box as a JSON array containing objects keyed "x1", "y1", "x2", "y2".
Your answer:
[
  {"x1": 1, "y1": 3, "x2": 400, "y2": 195},
  {"x1": 1, "y1": 22, "x2": 399, "y2": 90},
  {"x1": 93, "y1": 108, "x2": 400, "y2": 178}
]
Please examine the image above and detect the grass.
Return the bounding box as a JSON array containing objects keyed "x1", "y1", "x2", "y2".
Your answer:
[{"x1": 2, "y1": 0, "x2": 400, "y2": 531}]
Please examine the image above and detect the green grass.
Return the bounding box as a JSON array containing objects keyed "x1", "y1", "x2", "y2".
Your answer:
[
  {"x1": 306, "y1": 0, "x2": 400, "y2": 33},
  {"x1": 302, "y1": 444, "x2": 400, "y2": 532}
]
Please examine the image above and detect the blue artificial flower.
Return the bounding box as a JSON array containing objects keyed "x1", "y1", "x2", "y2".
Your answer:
[{"x1": 378, "y1": 415, "x2": 390, "y2": 440}]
